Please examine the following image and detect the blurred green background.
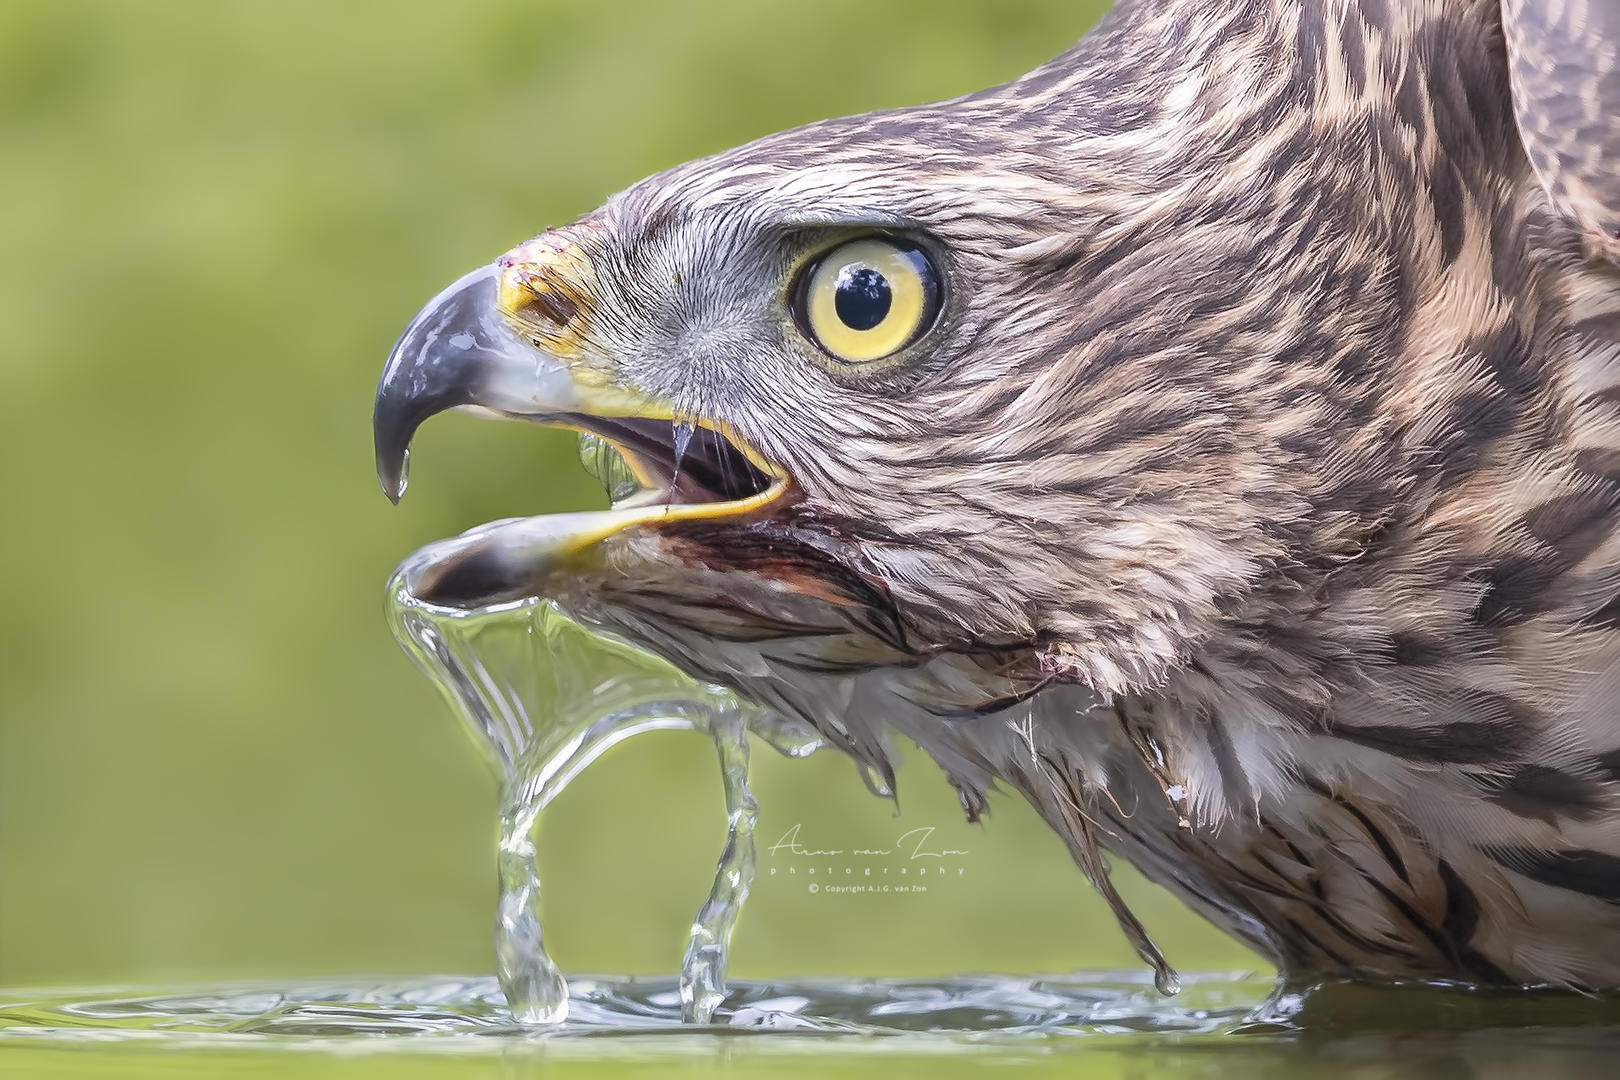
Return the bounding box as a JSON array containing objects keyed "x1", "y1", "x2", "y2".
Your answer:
[{"x1": 0, "y1": 0, "x2": 1262, "y2": 1009}]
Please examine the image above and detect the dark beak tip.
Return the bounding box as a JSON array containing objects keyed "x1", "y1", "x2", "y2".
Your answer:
[
  {"x1": 372, "y1": 409, "x2": 412, "y2": 504},
  {"x1": 370, "y1": 263, "x2": 506, "y2": 508}
]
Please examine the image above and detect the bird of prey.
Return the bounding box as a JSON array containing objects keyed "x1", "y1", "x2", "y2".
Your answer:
[{"x1": 373, "y1": 0, "x2": 1620, "y2": 993}]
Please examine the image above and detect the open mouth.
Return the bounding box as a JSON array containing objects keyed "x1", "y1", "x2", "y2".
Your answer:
[
  {"x1": 562, "y1": 415, "x2": 778, "y2": 509},
  {"x1": 372, "y1": 263, "x2": 792, "y2": 609}
]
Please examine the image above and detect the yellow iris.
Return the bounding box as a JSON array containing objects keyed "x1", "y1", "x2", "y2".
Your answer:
[{"x1": 801, "y1": 238, "x2": 937, "y2": 364}]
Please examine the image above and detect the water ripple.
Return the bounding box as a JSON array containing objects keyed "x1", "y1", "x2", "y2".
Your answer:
[{"x1": 0, "y1": 972, "x2": 1267, "y2": 1051}]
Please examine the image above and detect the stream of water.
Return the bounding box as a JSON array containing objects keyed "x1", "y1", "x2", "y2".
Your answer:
[{"x1": 385, "y1": 573, "x2": 819, "y2": 1025}]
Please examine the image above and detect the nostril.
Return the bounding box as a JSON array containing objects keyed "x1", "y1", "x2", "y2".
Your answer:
[{"x1": 512, "y1": 273, "x2": 580, "y2": 328}]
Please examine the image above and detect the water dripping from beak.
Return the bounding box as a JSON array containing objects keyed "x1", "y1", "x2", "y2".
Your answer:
[{"x1": 385, "y1": 570, "x2": 820, "y2": 1025}]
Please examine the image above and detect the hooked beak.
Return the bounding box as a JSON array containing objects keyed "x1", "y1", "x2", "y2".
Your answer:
[
  {"x1": 372, "y1": 262, "x2": 651, "y2": 503},
  {"x1": 373, "y1": 250, "x2": 788, "y2": 609},
  {"x1": 372, "y1": 264, "x2": 513, "y2": 503}
]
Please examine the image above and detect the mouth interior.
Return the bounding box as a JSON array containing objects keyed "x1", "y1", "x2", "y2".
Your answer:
[
  {"x1": 394, "y1": 414, "x2": 785, "y2": 611},
  {"x1": 558, "y1": 414, "x2": 776, "y2": 506}
]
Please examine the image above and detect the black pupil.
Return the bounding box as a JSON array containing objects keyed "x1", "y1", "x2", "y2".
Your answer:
[{"x1": 833, "y1": 266, "x2": 891, "y2": 331}]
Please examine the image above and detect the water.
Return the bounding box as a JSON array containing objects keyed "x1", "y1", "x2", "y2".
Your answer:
[
  {"x1": 669, "y1": 420, "x2": 695, "y2": 476},
  {"x1": 0, "y1": 972, "x2": 1266, "y2": 1044},
  {"x1": 13, "y1": 974, "x2": 1620, "y2": 1080},
  {"x1": 678, "y1": 709, "x2": 757, "y2": 1024},
  {"x1": 577, "y1": 433, "x2": 638, "y2": 503},
  {"x1": 386, "y1": 574, "x2": 819, "y2": 1026}
]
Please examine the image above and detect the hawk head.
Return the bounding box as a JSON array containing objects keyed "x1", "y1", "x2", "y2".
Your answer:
[{"x1": 373, "y1": 18, "x2": 1372, "y2": 728}]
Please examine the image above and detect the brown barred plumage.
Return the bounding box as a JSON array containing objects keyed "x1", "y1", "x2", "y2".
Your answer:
[{"x1": 374, "y1": 0, "x2": 1620, "y2": 991}]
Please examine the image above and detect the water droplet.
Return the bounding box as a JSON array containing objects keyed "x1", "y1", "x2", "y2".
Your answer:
[
  {"x1": 858, "y1": 762, "x2": 895, "y2": 800},
  {"x1": 671, "y1": 420, "x2": 695, "y2": 475},
  {"x1": 576, "y1": 433, "x2": 639, "y2": 503}
]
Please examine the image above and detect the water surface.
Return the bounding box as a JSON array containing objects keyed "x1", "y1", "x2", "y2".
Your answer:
[{"x1": 4, "y1": 974, "x2": 1620, "y2": 1080}]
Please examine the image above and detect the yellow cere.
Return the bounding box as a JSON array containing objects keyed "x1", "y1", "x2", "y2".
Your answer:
[
  {"x1": 805, "y1": 238, "x2": 932, "y2": 363},
  {"x1": 496, "y1": 229, "x2": 602, "y2": 358}
]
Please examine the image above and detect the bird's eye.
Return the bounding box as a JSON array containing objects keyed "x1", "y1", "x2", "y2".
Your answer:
[{"x1": 791, "y1": 237, "x2": 942, "y2": 364}]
